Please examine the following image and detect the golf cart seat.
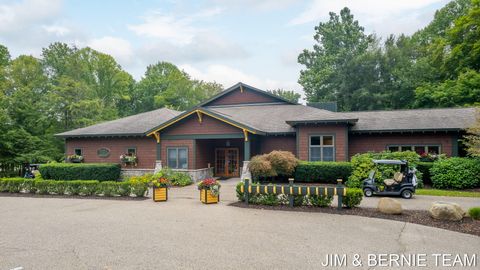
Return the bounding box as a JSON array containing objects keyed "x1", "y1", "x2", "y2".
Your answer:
[
  {"x1": 393, "y1": 172, "x2": 404, "y2": 183},
  {"x1": 383, "y1": 179, "x2": 396, "y2": 186}
]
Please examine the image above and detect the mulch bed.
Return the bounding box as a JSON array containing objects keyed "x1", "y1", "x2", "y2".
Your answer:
[
  {"x1": 0, "y1": 192, "x2": 149, "y2": 201},
  {"x1": 230, "y1": 202, "x2": 480, "y2": 236}
]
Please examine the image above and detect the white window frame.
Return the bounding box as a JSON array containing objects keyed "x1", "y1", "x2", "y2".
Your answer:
[
  {"x1": 308, "y1": 135, "x2": 335, "y2": 162},
  {"x1": 167, "y1": 147, "x2": 188, "y2": 169},
  {"x1": 386, "y1": 144, "x2": 441, "y2": 154}
]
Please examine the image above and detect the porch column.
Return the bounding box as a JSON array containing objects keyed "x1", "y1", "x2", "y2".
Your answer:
[{"x1": 244, "y1": 140, "x2": 250, "y2": 161}]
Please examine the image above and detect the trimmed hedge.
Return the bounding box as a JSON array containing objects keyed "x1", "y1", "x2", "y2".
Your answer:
[
  {"x1": 0, "y1": 178, "x2": 147, "y2": 197},
  {"x1": 430, "y1": 158, "x2": 480, "y2": 189},
  {"x1": 294, "y1": 161, "x2": 352, "y2": 183},
  {"x1": 39, "y1": 163, "x2": 121, "y2": 181},
  {"x1": 342, "y1": 188, "x2": 363, "y2": 208}
]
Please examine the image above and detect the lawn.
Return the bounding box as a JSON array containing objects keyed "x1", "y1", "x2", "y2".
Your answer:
[{"x1": 416, "y1": 189, "x2": 480, "y2": 198}]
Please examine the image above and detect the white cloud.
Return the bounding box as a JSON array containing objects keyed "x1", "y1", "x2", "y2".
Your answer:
[
  {"x1": 127, "y1": 7, "x2": 224, "y2": 45},
  {"x1": 42, "y1": 25, "x2": 71, "y2": 36},
  {"x1": 87, "y1": 36, "x2": 134, "y2": 66},
  {"x1": 210, "y1": 0, "x2": 297, "y2": 11},
  {"x1": 0, "y1": 0, "x2": 62, "y2": 33},
  {"x1": 128, "y1": 7, "x2": 248, "y2": 64},
  {"x1": 289, "y1": 0, "x2": 448, "y2": 36}
]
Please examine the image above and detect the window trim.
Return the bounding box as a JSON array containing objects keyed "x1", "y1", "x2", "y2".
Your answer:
[
  {"x1": 97, "y1": 147, "x2": 111, "y2": 158},
  {"x1": 167, "y1": 147, "x2": 189, "y2": 169},
  {"x1": 308, "y1": 134, "x2": 336, "y2": 162},
  {"x1": 126, "y1": 147, "x2": 137, "y2": 155},
  {"x1": 386, "y1": 144, "x2": 442, "y2": 154},
  {"x1": 74, "y1": 148, "x2": 83, "y2": 156}
]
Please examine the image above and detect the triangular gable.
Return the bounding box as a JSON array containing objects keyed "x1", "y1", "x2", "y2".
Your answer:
[
  {"x1": 200, "y1": 82, "x2": 295, "y2": 107},
  {"x1": 146, "y1": 108, "x2": 265, "y2": 142}
]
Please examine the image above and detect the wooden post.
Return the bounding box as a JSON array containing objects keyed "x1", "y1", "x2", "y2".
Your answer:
[
  {"x1": 288, "y1": 178, "x2": 294, "y2": 207},
  {"x1": 244, "y1": 178, "x2": 250, "y2": 205},
  {"x1": 337, "y1": 179, "x2": 344, "y2": 210}
]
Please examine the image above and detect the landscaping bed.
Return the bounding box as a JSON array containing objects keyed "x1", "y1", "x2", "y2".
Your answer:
[{"x1": 230, "y1": 202, "x2": 480, "y2": 236}]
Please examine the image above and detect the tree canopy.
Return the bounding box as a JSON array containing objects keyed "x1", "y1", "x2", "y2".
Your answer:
[
  {"x1": 267, "y1": 89, "x2": 301, "y2": 103},
  {"x1": 0, "y1": 43, "x2": 222, "y2": 164},
  {"x1": 298, "y1": 0, "x2": 479, "y2": 111}
]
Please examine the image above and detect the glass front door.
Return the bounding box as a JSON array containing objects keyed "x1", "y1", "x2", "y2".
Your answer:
[{"x1": 215, "y1": 148, "x2": 239, "y2": 177}]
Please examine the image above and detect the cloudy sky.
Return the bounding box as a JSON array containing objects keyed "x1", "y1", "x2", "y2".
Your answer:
[{"x1": 0, "y1": 0, "x2": 450, "y2": 99}]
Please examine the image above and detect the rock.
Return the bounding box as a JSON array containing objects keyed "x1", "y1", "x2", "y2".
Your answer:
[
  {"x1": 377, "y1": 198, "x2": 403, "y2": 215},
  {"x1": 429, "y1": 202, "x2": 465, "y2": 221}
]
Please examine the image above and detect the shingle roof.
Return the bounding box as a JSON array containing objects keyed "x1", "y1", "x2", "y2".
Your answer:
[
  {"x1": 207, "y1": 104, "x2": 357, "y2": 133},
  {"x1": 56, "y1": 108, "x2": 182, "y2": 137},
  {"x1": 342, "y1": 107, "x2": 477, "y2": 132}
]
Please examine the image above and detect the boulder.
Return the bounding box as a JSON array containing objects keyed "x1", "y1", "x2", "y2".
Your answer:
[
  {"x1": 377, "y1": 198, "x2": 403, "y2": 215},
  {"x1": 429, "y1": 202, "x2": 465, "y2": 221}
]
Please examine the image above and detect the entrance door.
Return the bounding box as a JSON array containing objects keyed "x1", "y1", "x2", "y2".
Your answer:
[{"x1": 215, "y1": 148, "x2": 239, "y2": 177}]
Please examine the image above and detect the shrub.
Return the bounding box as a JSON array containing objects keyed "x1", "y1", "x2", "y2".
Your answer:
[
  {"x1": 308, "y1": 195, "x2": 333, "y2": 207},
  {"x1": 128, "y1": 177, "x2": 148, "y2": 197},
  {"x1": 267, "y1": 151, "x2": 298, "y2": 176},
  {"x1": 430, "y1": 158, "x2": 480, "y2": 189},
  {"x1": 294, "y1": 161, "x2": 351, "y2": 183},
  {"x1": 342, "y1": 188, "x2": 363, "y2": 208},
  {"x1": 39, "y1": 163, "x2": 120, "y2": 181},
  {"x1": 249, "y1": 154, "x2": 277, "y2": 179},
  {"x1": 348, "y1": 151, "x2": 421, "y2": 188},
  {"x1": 170, "y1": 171, "x2": 193, "y2": 186},
  {"x1": 0, "y1": 178, "x2": 35, "y2": 193},
  {"x1": 416, "y1": 162, "x2": 434, "y2": 186},
  {"x1": 236, "y1": 181, "x2": 244, "y2": 201},
  {"x1": 468, "y1": 207, "x2": 480, "y2": 220}
]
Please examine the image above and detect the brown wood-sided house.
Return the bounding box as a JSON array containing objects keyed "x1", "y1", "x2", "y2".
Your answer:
[{"x1": 56, "y1": 82, "x2": 477, "y2": 180}]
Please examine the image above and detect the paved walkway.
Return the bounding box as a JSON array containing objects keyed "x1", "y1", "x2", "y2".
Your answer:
[{"x1": 0, "y1": 179, "x2": 478, "y2": 269}]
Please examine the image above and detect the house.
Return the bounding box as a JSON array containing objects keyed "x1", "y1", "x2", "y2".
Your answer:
[{"x1": 56, "y1": 82, "x2": 477, "y2": 180}]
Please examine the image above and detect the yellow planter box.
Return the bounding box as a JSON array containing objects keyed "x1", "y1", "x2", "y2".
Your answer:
[
  {"x1": 153, "y1": 187, "x2": 168, "y2": 202},
  {"x1": 200, "y1": 189, "x2": 219, "y2": 204}
]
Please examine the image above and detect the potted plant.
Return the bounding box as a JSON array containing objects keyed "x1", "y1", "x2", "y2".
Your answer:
[
  {"x1": 67, "y1": 154, "x2": 84, "y2": 163},
  {"x1": 197, "y1": 178, "x2": 221, "y2": 204},
  {"x1": 150, "y1": 177, "x2": 170, "y2": 202},
  {"x1": 120, "y1": 153, "x2": 138, "y2": 167}
]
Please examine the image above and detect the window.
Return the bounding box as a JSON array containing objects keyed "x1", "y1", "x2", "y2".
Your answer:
[
  {"x1": 127, "y1": 147, "x2": 136, "y2": 155},
  {"x1": 386, "y1": 145, "x2": 441, "y2": 154},
  {"x1": 97, "y1": 148, "x2": 110, "y2": 158},
  {"x1": 309, "y1": 135, "x2": 335, "y2": 161},
  {"x1": 167, "y1": 147, "x2": 188, "y2": 169},
  {"x1": 74, "y1": 148, "x2": 82, "y2": 156}
]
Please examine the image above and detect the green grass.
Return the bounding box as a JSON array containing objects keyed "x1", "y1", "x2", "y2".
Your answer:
[{"x1": 416, "y1": 189, "x2": 480, "y2": 197}]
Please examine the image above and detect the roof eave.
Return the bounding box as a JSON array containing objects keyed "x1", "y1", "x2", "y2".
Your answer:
[
  {"x1": 350, "y1": 128, "x2": 465, "y2": 134},
  {"x1": 286, "y1": 119, "x2": 359, "y2": 126}
]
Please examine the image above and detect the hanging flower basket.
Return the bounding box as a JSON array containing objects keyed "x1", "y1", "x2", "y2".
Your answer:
[
  {"x1": 67, "y1": 154, "x2": 84, "y2": 163},
  {"x1": 197, "y1": 178, "x2": 221, "y2": 204},
  {"x1": 120, "y1": 154, "x2": 138, "y2": 167}
]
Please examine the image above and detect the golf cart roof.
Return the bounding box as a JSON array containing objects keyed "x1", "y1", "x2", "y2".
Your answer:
[{"x1": 373, "y1": 159, "x2": 407, "y2": 165}]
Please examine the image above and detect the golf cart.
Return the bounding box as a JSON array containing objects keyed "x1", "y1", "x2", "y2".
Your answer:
[{"x1": 362, "y1": 159, "x2": 417, "y2": 199}]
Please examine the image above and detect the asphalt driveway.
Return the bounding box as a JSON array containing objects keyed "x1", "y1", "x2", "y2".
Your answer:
[{"x1": 0, "y1": 179, "x2": 478, "y2": 269}]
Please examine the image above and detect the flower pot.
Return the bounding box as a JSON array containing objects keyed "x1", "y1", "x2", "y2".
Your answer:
[
  {"x1": 200, "y1": 189, "x2": 219, "y2": 204},
  {"x1": 153, "y1": 187, "x2": 168, "y2": 202}
]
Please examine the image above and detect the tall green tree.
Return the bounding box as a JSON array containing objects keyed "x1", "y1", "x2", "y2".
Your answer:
[
  {"x1": 134, "y1": 62, "x2": 222, "y2": 112},
  {"x1": 298, "y1": 7, "x2": 375, "y2": 111},
  {"x1": 268, "y1": 89, "x2": 301, "y2": 103}
]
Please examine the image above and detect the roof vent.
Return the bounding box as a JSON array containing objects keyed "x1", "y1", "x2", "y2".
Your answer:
[{"x1": 307, "y1": 102, "x2": 338, "y2": 112}]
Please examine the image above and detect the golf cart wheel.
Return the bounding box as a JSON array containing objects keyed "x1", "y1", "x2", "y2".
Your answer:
[
  {"x1": 401, "y1": 190, "x2": 413, "y2": 199},
  {"x1": 363, "y1": 188, "x2": 373, "y2": 197}
]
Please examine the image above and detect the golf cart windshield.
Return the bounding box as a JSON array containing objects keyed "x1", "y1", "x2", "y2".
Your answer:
[{"x1": 368, "y1": 170, "x2": 375, "y2": 179}]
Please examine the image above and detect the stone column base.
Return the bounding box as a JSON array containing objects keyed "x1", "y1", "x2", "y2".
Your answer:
[
  {"x1": 240, "y1": 161, "x2": 251, "y2": 181},
  {"x1": 154, "y1": 160, "x2": 162, "y2": 174}
]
